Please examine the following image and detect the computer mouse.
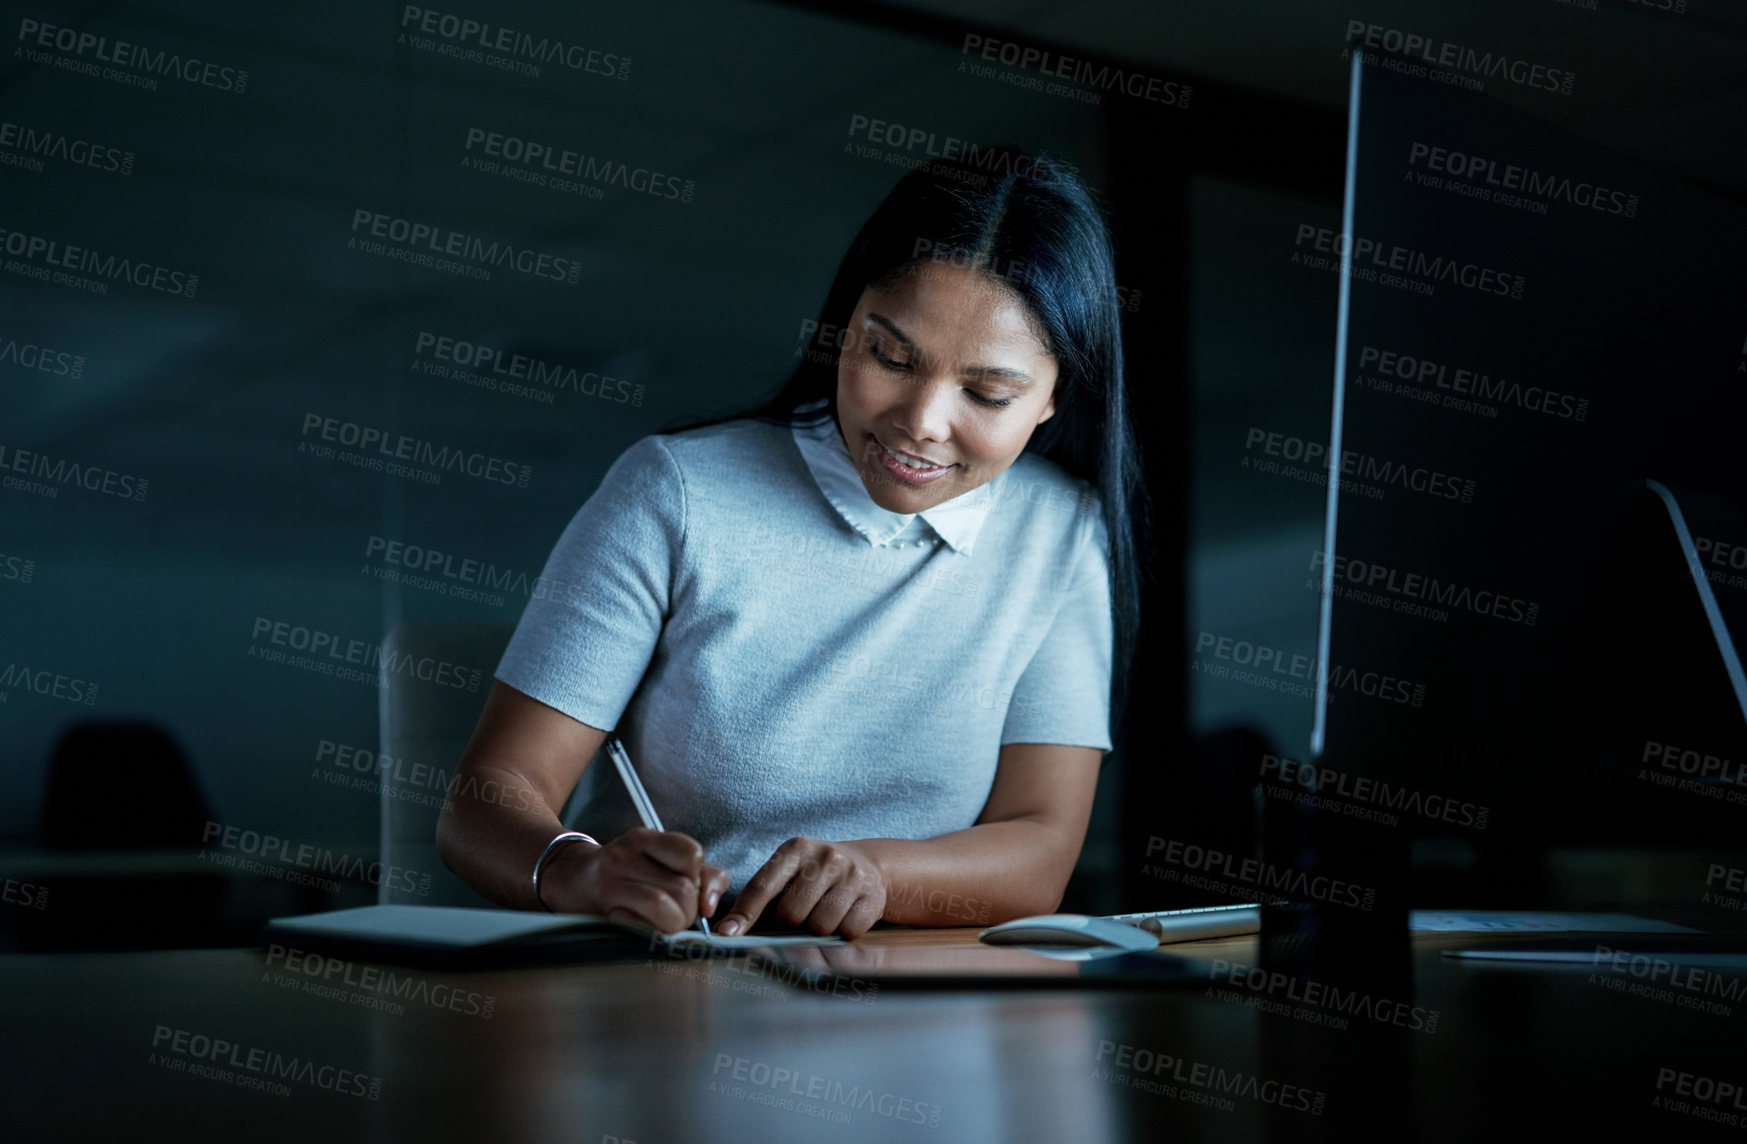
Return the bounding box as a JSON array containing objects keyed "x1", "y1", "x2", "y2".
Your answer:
[{"x1": 978, "y1": 914, "x2": 1161, "y2": 952}]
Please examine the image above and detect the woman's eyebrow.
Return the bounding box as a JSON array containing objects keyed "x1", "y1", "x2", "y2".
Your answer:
[
  {"x1": 866, "y1": 312, "x2": 1035, "y2": 384},
  {"x1": 867, "y1": 312, "x2": 916, "y2": 349},
  {"x1": 961, "y1": 364, "x2": 1033, "y2": 383}
]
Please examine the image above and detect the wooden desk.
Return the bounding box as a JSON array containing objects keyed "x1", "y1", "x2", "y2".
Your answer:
[{"x1": 5, "y1": 922, "x2": 1746, "y2": 1143}]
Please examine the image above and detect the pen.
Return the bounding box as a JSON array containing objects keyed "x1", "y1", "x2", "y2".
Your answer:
[{"x1": 605, "y1": 737, "x2": 712, "y2": 936}]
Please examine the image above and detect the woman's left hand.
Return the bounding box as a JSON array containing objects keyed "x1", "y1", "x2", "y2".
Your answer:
[{"x1": 716, "y1": 837, "x2": 886, "y2": 940}]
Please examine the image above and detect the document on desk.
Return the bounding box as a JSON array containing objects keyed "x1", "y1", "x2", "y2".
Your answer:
[
  {"x1": 260, "y1": 905, "x2": 841, "y2": 967},
  {"x1": 1409, "y1": 910, "x2": 1702, "y2": 934},
  {"x1": 1443, "y1": 941, "x2": 1747, "y2": 968}
]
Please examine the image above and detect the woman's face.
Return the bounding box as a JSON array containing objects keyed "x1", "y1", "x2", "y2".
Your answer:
[{"x1": 835, "y1": 261, "x2": 1059, "y2": 515}]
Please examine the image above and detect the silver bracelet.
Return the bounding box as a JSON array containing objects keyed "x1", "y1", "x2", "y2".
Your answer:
[{"x1": 532, "y1": 830, "x2": 598, "y2": 912}]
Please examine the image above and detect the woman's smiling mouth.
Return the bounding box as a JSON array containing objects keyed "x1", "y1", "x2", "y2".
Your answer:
[{"x1": 870, "y1": 436, "x2": 954, "y2": 484}]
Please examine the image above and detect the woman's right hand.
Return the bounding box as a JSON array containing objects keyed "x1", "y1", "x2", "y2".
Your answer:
[
  {"x1": 542, "y1": 827, "x2": 729, "y2": 933},
  {"x1": 438, "y1": 684, "x2": 726, "y2": 931}
]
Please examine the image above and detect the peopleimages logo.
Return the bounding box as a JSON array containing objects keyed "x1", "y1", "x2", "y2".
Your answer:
[
  {"x1": 1707, "y1": 865, "x2": 1747, "y2": 913},
  {"x1": 201, "y1": 820, "x2": 434, "y2": 897},
  {"x1": 150, "y1": 1025, "x2": 382, "y2": 1100},
  {"x1": 958, "y1": 33, "x2": 1190, "y2": 108},
  {"x1": 299, "y1": 413, "x2": 532, "y2": 488},
  {"x1": 0, "y1": 661, "x2": 98, "y2": 705},
  {"x1": 1293, "y1": 224, "x2": 1525, "y2": 300},
  {"x1": 461, "y1": 128, "x2": 692, "y2": 202},
  {"x1": 16, "y1": 17, "x2": 250, "y2": 94},
  {"x1": 1594, "y1": 946, "x2": 1743, "y2": 1015},
  {"x1": 0, "y1": 333, "x2": 85, "y2": 378},
  {"x1": 317, "y1": 739, "x2": 454, "y2": 797},
  {"x1": 1261, "y1": 753, "x2": 1490, "y2": 830},
  {"x1": 1311, "y1": 550, "x2": 1540, "y2": 627},
  {"x1": 0, "y1": 553, "x2": 35, "y2": 583},
  {"x1": 348, "y1": 209, "x2": 581, "y2": 285},
  {"x1": 844, "y1": 114, "x2": 1076, "y2": 182},
  {"x1": 1353, "y1": 344, "x2": 1589, "y2": 422},
  {"x1": 0, "y1": 224, "x2": 198, "y2": 298},
  {"x1": 398, "y1": 7, "x2": 629, "y2": 80},
  {"x1": 1642, "y1": 740, "x2": 1745, "y2": 786},
  {"x1": 1207, "y1": 957, "x2": 1441, "y2": 1033},
  {"x1": 1407, "y1": 142, "x2": 1639, "y2": 218},
  {"x1": 264, "y1": 944, "x2": 496, "y2": 1018},
  {"x1": 1695, "y1": 536, "x2": 1747, "y2": 576},
  {"x1": 1654, "y1": 1067, "x2": 1747, "y2": 1128},
  {"x1": 1341, "y1": 20, "x2": 1576, "y2": 95},
  {"x1": 1144, "y1": 836, "x2": 1377, "y2": 911},
  {"x1": 709, "y1": 1055, "x2": 942, "y2": 1128},
  {"x1": 1193, "y1": 630, "x2": 1428, "y2": 708},
  {"x1": 1639, "y1": 739, "x2": 1747, "y2": 808},
  {"x1": 362, "y1": 532, "x2": 595, "y2": 608},
  {"x1": 1244, "y1": 426, "x2": 1475, "y2": 503},
  {"x1": 907, "y1": 239, "x2": 1144, "y2": 314},
  {"x1": 1095, "y1": 1040, "x2": 1326, "y2": 1115},
  {"x1": 249, "y1": 615, "x2": 485, "y2": 692},
  {"x1": 1, "y1": 876, "x2": 48, "y2": 910},
  {"x1": 0, "y1": 441, "x2": 148, "y2": 501},
  {"x1": 412, "y1": 332, "x2": 642, "y2": 406},
  {"x1": 0, "y1": 119, "x2": 134, "y2": 176}
]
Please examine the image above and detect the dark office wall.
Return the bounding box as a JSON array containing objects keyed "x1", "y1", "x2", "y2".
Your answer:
[
  {"x1": 2, "y1": 0, "x2": 1743, "y2": 902},
  {"x1": 0, "y1": 1, "x2": 1115, "y2": 851}
]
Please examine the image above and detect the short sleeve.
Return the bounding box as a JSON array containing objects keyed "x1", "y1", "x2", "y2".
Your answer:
[
  {"x1": 1001, "y1": 503, "x2": 1115, "y2": 750},
  {"x1": 493, "y1": 435, "x2": 684, "y2": 731}
]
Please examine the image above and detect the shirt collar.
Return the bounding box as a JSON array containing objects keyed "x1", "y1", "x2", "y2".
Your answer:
[{"x1": 789, "y1": 401, "x2": 999, "y2": 556}]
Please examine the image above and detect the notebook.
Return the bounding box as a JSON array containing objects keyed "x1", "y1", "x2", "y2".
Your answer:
[{"x1": 258, "y1": 905, "x2": 841, "y2": 968}]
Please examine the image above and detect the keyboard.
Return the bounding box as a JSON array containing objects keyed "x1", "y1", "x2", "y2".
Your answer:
[{"x1": 1103, "y1": 903, "x2": 1262, "y2": 943}]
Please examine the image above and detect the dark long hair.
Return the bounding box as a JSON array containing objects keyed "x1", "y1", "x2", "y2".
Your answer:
[{"x1": 671, "y1": 147, "x2": 1147, "y2": 731}]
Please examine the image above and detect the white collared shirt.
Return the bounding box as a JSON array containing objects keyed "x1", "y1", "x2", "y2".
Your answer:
[
  {"x1": 789, "y1": 401, "x2": 1003, "y2": 555},
  {"x1": 496, "y1": 412, "x2": 1113, "y2": 892}
]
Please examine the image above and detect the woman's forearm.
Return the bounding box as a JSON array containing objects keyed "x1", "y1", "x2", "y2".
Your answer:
[
  {"x1": 435, "y1": 762, "x2": 579, "y2": 910},
  {"x1": 436, "y1": 684, "x2": 616, "y2": 911},
  {"x1": 853, "y1": 816, "x2": 1084, "y2": 926}
]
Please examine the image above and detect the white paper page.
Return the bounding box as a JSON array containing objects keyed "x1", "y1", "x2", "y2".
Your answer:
[
  {"x1": 663, "y1": 931, "x2": 844, "y2": 949},
  {"x1": 266, "y1": 905, "x2": 613, "y2": 947},
  {"x1": 1408, "y1": 911, "x2": 1701, "y2": 934},
  {"x1": 268, "y1": 905, "x2": 847, "y2": 951},
  {"x1": 1445, "y1": 949, "x2": 1747, "y2": 967}
]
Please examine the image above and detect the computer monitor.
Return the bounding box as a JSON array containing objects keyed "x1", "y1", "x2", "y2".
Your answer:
[{"x1": 1289, "y1": 47, "x2": 1747, "y2": 946}]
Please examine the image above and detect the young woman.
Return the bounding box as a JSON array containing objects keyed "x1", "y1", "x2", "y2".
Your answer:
[{"x1": 436, "y1": 147, "x2": 1145, "y2": 940}]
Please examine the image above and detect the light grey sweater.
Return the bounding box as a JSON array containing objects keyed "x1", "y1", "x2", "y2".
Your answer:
[{"x1": 494, "y1": 411, "x2": 1113, "y2": 892}]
